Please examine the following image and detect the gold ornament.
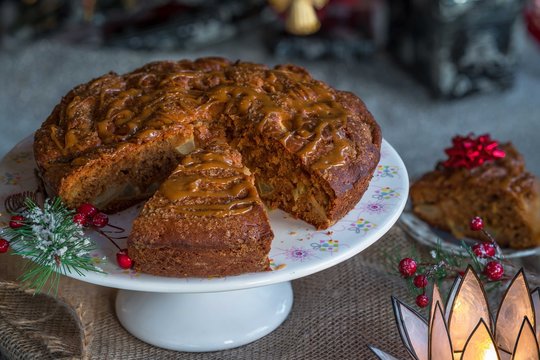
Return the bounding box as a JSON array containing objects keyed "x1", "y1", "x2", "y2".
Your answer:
[
  {"x1": 312, "y1": 0, "x2": 329, "y2": 9},
  {"x1": 269, "y1": 0, "x2": 329, "y2": 36}
]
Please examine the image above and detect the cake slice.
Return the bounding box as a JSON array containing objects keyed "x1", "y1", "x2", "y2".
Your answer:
[
  {"x1": 410, "y1": 140, "x2": 540, "y2": 249},
  {"x1": 127, "y1": 142, "x2": 273, "y2": 277}
]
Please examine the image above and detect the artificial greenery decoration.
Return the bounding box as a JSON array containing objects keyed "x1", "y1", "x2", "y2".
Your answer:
[{"x1": 1, "y1": 197, "x2": 100, "y2": 294}]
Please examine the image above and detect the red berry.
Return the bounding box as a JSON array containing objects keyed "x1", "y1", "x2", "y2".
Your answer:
[
  {"x1": 416, "y1": 294, "x2": 429, "y2": 308},
  {"x1": 472, "y1": 242, "x2": 496, "y2": 258},
  {"x1": 77, "y1": 203, "x2": 98, "y2": 218},
  {"x1": 117, "y1": 250, "x2": 133, "y2": 269},
  {"x1": 91, "y1": 212, "x2": 109, "y2": 228},
  {"x1": 9, "y1": 215, "x2": 24, "y2": 229},
  {"x1": 484, "y1": 261, "x2": 504, "y2": 281},
  {"x1": 0, "y1": 239, "x2": 9, "y2": 253},
  {"x1": 73, "y1": 213, "x2": 88, "y2": 226},
  {"x1": 398, "y1": 258, "x2": 417, "y2": 277},
  {"x1": 470, "y1": 216, "x2": 484, "y2": 231},
  {"x1": 413, "y1": 274, "x2": 428, "y2": 288}
]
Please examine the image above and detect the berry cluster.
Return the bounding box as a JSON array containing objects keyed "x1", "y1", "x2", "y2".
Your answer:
[
  {"x1": 74, "y1": 203, "x2": 109, "y2": 228},
  {"x1": 468, "y1": 216, "x2": 504, "y2": 281},
  {"x1": 0, "y1": 203, "x2": 134, "y2": 271},
  {"x1": 0, "y1": 215, "x2": 27, "y2": 253},
  {"x1": 74, "y1": 203, "x2": 133, "y2": 270},
  {"x1": 397, "y1": 216, "x2": 505, "y2": 308},
  {"x1": 398, "y1": 257, "x2": 430, "y2": 308}
]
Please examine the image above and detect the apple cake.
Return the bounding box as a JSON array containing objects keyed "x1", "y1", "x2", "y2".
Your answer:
[{"x1": 33, "y1": 57, "x2": 382, "y2": 276}]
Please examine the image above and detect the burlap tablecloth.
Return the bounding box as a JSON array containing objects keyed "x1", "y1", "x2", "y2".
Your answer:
[{"x1": 2, "y1": 226, "x2": 531, "y2": 360}]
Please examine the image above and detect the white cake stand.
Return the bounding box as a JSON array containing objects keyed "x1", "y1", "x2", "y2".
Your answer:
[{"x1": 0, "y1": 137, "x2": 408, "y2": 352}]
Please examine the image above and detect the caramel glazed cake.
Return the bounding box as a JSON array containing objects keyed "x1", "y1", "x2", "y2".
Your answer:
[{"x1": 33, "y1": 57, "x2": 382, "y2": 277}]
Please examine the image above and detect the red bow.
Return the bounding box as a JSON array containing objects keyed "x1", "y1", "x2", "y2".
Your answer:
[{"x1": 442, "y1": 134, "x2": 506, "y2": 169}]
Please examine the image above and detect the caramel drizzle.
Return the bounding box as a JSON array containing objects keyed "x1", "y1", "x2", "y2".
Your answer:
[
  {"x1": 180, "y1": 152, "x2": 235, "y2": 168},
  {"x1": 50, "y1": 126, "x2": 78, "y2": 155},
  {"x1": 168, "y1": 194, "x2": 258, "y2": 217},
  {"x1": 204, "y1": 84, "x2": 281, "y2": 116},
  {"x1": 204, "y1": 83, "x2": 351, "y2": 169},
  {"x1": 49, "y1": 125, "x2": 66, "y2": 155},
  {"x1": 53, "y1": 65, "x2": 354, "y2": 171},
  {"x1": 159, "y1": 151, "x2": 258, "y2": 217},
  {"x1": 161, "y1": 175, "x2": 245, "y2": 200},
  {"x1": 272, "y1": 93, "x2": 350, "y2": 169},
  {"x1": 312, "y1": 131, "x2": 349, "y2": 170}
]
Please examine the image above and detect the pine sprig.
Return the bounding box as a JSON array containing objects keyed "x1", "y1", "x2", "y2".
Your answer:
[{"x1": 2, "y1": 197, "x2": 102, "y2": 294}]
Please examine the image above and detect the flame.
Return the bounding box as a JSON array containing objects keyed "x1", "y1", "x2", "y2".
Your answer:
[{"x1": 370, "y1": 268, "x2": 540, "y2": 360}]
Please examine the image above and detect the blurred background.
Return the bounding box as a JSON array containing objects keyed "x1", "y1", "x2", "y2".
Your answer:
[{"x1": 0, "y1": 0, "x2": 539, "y2": 179}]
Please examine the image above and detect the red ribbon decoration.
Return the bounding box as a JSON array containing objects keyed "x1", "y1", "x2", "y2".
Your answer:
[
  {"x1": 442, "y1": 134, "x2": 506, "y2": 169},
  {"x1": 525, "y1": 1, "x2": 540, "y2": 45}
]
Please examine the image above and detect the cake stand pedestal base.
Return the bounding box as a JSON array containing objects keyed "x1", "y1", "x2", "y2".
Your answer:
[{"x1": 115, "y1": 281, "x2": 293, "y2": 352}]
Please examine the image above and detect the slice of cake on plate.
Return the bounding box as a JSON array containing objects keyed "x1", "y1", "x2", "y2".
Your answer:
[
  {"x1": 410, "y1": 134, "x2": 540, "y2": 249},
  {"x1": 127, "y1": 142, "x2": 273, "y2": 277}
]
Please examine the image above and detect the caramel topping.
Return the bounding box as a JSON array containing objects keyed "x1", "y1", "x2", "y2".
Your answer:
[
  {"x1": 71, "y1": 156, "x2": 88, "y2": 166},
  {"x1": 47, "y1": 60, "x2": 357, "y2": 172},
  {"x1": 64, "y1": 130, "x2": 78, "y2": 150},
  {"x1": 97, "y1": 120, "x2": 110, "y2": 140},
  {"x1": 160, "y1": 174, "x2": 245, "y2": 200},
  {"x1": 205, "y1": 82, "x2": 351, "y2": 169},
  {"x1": 312, "y1": 132, "x2": 349, "y2": 170},
  {"x1": 160, "y1": 148, "x2": 259, "y2": 217},
  {"x1": 204, "y1": 84, "x2": 279, "y2": 116},
  {"x1": 112, "y1": 109, "x2": 135, "y2": 126},
  {"x1": 49, "y1": 125, "x2": 68, "y2": 155},
  {"x1": 296, "y1": 122, "x2": 329, "y2": 158},
  {"x1": 168, "y1": 198, "x2": 256, "y2": 217},
  {"x1": 180, "y1": 152, "x2": 234, "y2": 168},
  {"x1": 136, "y1": 129, "x2": 159, "y2": 142}
]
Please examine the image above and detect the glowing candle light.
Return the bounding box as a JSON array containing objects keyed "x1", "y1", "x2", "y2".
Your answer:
[
  {"x1": 461, "y1": 320, "x2": 500, "y2": 360},
  {"x1": 447, "y1": 270, "x2": 491, "y2": 353},
  {"x1": 369, "y1": 268, "x2": 540, "y2": 360}
]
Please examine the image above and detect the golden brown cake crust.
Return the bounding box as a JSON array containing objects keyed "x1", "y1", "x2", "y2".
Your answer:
[
  {"x1": 34, "y1": 57, "x2": 381, "y2": 228},
  {"x1": 34, "y1": 57, "x2": 381, "y2": 277},
  {"x1": 410, "y1": 144, "x2": 540, "y2": 249}
]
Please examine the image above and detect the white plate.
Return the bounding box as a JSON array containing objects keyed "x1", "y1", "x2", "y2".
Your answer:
[
  {"x1": 0, "y1": 136, "x2": 408, "y2": 293},
  {"x1": 400, "y1": 211, "x2": 540, "y2": 259}
]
